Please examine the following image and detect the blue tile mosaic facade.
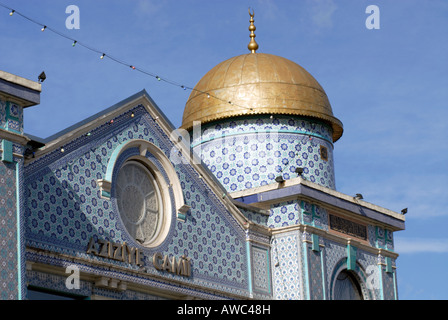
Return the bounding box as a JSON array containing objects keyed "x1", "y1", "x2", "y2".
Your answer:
[
  {"x1": 191, "y1": 116, "x2": 336, "y2": 192},
  {"x1": 0, "y1": 95, "x2": 27, "y2": 300},
  {"x1": 270, "y1": 231, "x2": 303, "y2": 300},
  {"x1": 23, "y1": 105, "x2": 261, "y2": 299},
  {"x1": 0, "y1": 89, "x2": 402, "y2": 300},
  {"x1": 0, "y1": 161, "x2": 19, "y2": 299},
  {"x1": 0, "y1": 99, "x2": 24, "y2": 134},
  {"x1": 267, "y1": 199, "x2": 399, "y2": 300}
]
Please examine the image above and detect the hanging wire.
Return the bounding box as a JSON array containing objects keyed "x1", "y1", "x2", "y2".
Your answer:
[{"x1": 0, "y1": 2, "x2": 254, "y2": 112}]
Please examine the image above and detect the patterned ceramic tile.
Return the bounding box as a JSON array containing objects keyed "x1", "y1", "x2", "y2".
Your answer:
[
  {"x1": 0, "y1": 161, "x2": 19, "y2": 299},
  {"x1": 192, "y1": 116, "x2": 336, "y2": 192},
  {"x1": 22, "y1": 105, "x2": 250, "y2": 298}
]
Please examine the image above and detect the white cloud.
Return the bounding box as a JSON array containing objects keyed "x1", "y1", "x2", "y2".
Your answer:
[
  {"x1": 308, "y1": 0, "x2": 337, "y2": 30},
  {"x1": 395, "y1": 237, "x2": 448, "y2": 254},
  {"x1": 135, "y1": 0, "x2": 166, "y2": 16}
]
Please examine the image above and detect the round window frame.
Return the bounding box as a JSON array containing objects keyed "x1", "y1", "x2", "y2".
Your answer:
[{"x1": 115, "y1": 156, "x2": 172, "y2": 248}]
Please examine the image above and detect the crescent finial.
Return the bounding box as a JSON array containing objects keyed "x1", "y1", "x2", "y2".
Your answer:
[{"x1": 247, "y1": 8, "x2": 259, "y2": 53}]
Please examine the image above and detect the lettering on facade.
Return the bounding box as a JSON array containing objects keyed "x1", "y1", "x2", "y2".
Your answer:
[
  {"x1": 86, "y1": 238, "x2": 191, "y2": 277},
  {"x1": 86, "y1": 238, "x2": 144, "y2": 266},
  {"x1": 153, "y1": 252, "x2": 191, "y2": 277},
  {"x1": 329, "y1": 214, "x2": 367, "y2": 241}
]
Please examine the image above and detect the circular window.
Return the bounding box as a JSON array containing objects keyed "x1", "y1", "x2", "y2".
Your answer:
[{"x1": 116, "y1": 161, "x2": 163, "y2": 246}]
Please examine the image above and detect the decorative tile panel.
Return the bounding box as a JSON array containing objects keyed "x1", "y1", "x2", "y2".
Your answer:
[
  {"x1": 307, "y1": 246, "x2": 324, "y2": 300},
  {"x1": 268, "y1": 200, "x2": 329, "y2": 230},
  {"x1": 252, "y1": 246, "x2": 270, "y2": 294},
  {"x1": 382, "y1": 268, "x2": 396, "y2": 300},
  {"x1": 270, "y1": 232, "x2": 302, "y2": 300},
  {"x1": 23, "y1": 105, "x2": 250, "y2": 298},
  {"x1": 192, "y1": 116, "x2": 336, "y2": 192},
  {"x1": 0, "y1": 161, "x2": 19, "y2": 299},
  {"x1": 0, "y1": 98, "x2": 7, "y2": 129},
  {"x1": 268, "y1": 200, "x2": 299, "y2": 228}
]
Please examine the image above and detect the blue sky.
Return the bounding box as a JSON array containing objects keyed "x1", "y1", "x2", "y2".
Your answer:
[{"x1": 1, "y1": 0, "x2": 447, "y2": 300}]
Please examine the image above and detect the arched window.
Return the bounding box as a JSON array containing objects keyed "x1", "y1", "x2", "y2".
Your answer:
[{"x1": 334, "y1": 270, "x2": 363, "y2": 300}]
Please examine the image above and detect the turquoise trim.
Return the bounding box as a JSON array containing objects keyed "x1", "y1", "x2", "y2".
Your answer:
[
  {"x1": 393, "y1": 272, "x2": 398, "y2": 300},
  {"x1": 15, "y1": 162, "x2": 22, "y2": 300},
  {"x1": 312, "y1": 234, "x2": 320, "y2": 252},
  {"x1": 246, "y1": 241, "x2": 253, "y2": 295},
  {"x1": 311, "y1": 204, "x2": 316, "y2": 227},
  {"x1": 378, "y1": 265, "x2": 384, "y2": 299},
  {"x1": 101, "y1": 190, "x2": 111, "y2": 199},
  {"x1": 191, "y1": 128, "x2": 333, "y2": 149},
  {"x1": 300, "y1": 202, "x2": 322, "y2": 229},
  {"x1": 1, "y1": 139, "x2": 13, "y2": 163},
  {"x1": 105, "y1": 141, "x2": 129, "y2": 182},
  {"x1": 300, "y1": 200, "x2": 314, "y2": 226},
  {"x1": 385, "y1": 257, "x2": 392, "y2": 273},
  {"x1": 300, "y1": 200, "x2": 305, "y2": 224},
  {"x1": 347, "y1": 244, "x2": 357, "y2": 271},
  {"x1": 320, "y1": 250, "x2": 326, "y2": 299},
  {"x1": 302, "y1": 242, "x2": 310, "y2": 300}
]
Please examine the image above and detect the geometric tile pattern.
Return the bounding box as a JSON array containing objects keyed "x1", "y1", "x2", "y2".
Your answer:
[
  {"x1": 307, "y1": 246, "x2": 324, "y2": 300},
  {"x1": 267, "y1": 199, "x2": 400, "y2": 300},
  {"x1": 269, "y1": 200, "x2": 300, "y2": 228},
  {"x1": 23, "y1": 105, "x2": 249, "y2": 298},
  {"x1": 0, "y1": 161, "x2": 19, "y2": 300},
  {"x1": 369, "y1": 225, "x2": 394, "y2": 251},
  {"x1": 0, "y1": 94, "x2": 401, "y2": 300},
  {"x1": 252, "y1": 246, "x2": 270, "y2": 293},
  {"x1": 382, "y1": 270, "x2": 396, "y2": 300},
  {"x1": 0, "y1": 99, "x2": 24, "y2": 134},
  {"x1": 192, "y1": 116, "x2": 336, "y2": 192},
  {"x1": 322, "y1": 238, "x2": 347, "y2": 299},
  {"x1": 270, "y1": 232, "x2": 302, "y2": 300},
  {"x1": 267, "y1": 200, "x2": 329, "y2": 231},
  {"x1": 0, "y1": 99, "x2": 5, "y2": 128}
]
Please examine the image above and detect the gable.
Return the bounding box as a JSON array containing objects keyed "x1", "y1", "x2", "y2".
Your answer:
[{"x1": 23, "y1": 91, "x2": 254, "y2": 297}]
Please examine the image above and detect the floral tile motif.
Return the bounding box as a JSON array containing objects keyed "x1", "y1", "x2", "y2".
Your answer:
[
  {"x1": 0, "y1": 161, "x2": 18, "y2": 299},
  {"x1": 192, "y1": 116, "x2": 336, "y2": 192}
]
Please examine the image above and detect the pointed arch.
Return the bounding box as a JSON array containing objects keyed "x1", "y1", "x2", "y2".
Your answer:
[{"x1": 329, "y1": 258, "x2": 373, "y2": 300}]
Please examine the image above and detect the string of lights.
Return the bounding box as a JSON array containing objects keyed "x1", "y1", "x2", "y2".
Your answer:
[{"x1": 0, "y1": 2, "x2": 255, "y2": 112}]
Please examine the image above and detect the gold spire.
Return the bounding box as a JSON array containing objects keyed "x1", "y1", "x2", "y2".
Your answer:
[{"x1": 247, "y1": 8, "x2": 259, "y2": 53}]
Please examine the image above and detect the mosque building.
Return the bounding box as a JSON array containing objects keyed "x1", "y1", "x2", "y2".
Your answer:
[{"x1": 0, "y1": 12, "x2": 405, "y2": 300}]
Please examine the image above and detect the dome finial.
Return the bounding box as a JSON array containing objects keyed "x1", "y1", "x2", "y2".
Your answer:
[{"x1": 248, "y1": 8, "x2": 259, "y2": 53}]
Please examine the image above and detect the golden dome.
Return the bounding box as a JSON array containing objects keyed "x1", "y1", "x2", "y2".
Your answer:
[{"x1": 181, "y1": 52, "x2": 343, "y2": 142}]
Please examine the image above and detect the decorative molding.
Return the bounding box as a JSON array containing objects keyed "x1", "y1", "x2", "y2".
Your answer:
[
  {"x1": 272, "y1": 224, "x2": 399, "y2": 259},
  {"x1": 0, "y1": 128, "x2": 30, "y2": 145},
  {"x1": 97, "y1": 179, "x2": 112, "y2": 199}
]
